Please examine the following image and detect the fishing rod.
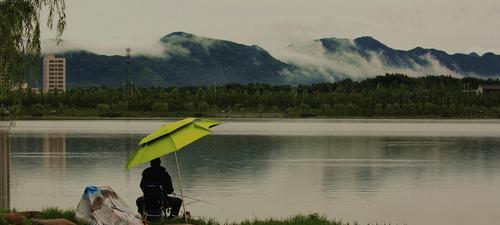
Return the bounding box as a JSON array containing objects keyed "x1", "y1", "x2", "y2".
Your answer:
[{"x1": 172, "y1": 193, "x2": 220, "y2": 207}]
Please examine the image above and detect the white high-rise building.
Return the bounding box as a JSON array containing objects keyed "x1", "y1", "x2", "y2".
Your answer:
[{"x1": 43, "y1": 55, "x2": 66, "y2": 93}]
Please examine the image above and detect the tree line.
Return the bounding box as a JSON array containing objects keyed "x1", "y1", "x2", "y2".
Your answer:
[{"x1": 1, "y1": 74, "x2": 500, "y2": 118}]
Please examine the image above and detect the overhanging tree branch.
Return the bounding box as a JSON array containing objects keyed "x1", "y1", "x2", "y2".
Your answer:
[{"x1": 0, "y1": 0, "x2": 66, "y2": 92}]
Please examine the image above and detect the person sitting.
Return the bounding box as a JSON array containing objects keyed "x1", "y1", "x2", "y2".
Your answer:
[{"x1": 136, "y1": 158, "x2": 182, "y2": 219}]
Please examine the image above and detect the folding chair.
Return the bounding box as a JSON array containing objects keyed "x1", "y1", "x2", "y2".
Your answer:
[{"x1": 141, "y1": 185, "x2": 168, "y2": 221}]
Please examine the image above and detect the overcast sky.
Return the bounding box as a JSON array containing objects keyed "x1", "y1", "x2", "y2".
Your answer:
[{"x1": 41, "y1": 0, "x2": 500, "y2": 56}]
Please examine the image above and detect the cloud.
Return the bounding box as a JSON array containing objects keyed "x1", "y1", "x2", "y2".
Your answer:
[
  {"x1": 161, "y1": 42, "x2": 191, "y2": 60},
  {"x1": 41, "y1": 32, "x2": 220, "y2": 61},
  {"x1": 159, "y1": 33, "x2": 217, "y2": 60},
  {"x1": 41, "y1": 38, "x2": 166, "y2": 57},
  {"x1": 275, "y1": 39, "x2": 476, "y2": 83}
]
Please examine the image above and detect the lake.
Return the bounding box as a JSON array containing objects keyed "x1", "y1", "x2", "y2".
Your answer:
[{"x1": 1, "y1": 119, "x2": 500, "y2": 225}]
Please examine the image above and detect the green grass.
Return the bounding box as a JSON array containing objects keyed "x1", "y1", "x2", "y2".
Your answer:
[
  {"x1": 0, "y1": 209, "x2": 9, "y2": 225},
  {"x1": 238, "y1": 214, "x2": 348, "y2": 225},
  {"x1": 158, "y1": 214, "x2": 361, "y2": 225},
  {"x1": 0, "y1": 208, "x2": 88, "y2": 225},
  {"x1": 0, "y1": 216, "x2": 8, "y2": 225},
  {"x1": 1, "y1": 208, "x2": 394, "y2": 225},
  {"x1": 37, "y1": 208, "x2": 88, "y2": 225}
]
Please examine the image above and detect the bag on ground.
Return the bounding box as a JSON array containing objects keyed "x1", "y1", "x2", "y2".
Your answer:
[{"x1": 76, "y1": 186, "x2": 142, "y2": 225}]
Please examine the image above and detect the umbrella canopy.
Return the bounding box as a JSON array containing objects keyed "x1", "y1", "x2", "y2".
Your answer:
[{"x1": 125, "y1": 117, "x2": 221, "y2": 169}]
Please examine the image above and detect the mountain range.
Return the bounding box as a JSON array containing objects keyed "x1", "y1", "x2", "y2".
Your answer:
[
  {"x1": 44, "y1": 32, "x2": 500, "y2": 87},
  {"x1": 293, "y1": 36, "x2": 500, "y2": 80}
]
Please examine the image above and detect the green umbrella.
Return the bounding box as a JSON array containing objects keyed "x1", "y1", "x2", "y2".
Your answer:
[
  {"x1": 125, "y1": 117, "x2": 221, "y2": 169},
  {"x1": 125, "y1": 117, "x2": 221, "y2": 219}
]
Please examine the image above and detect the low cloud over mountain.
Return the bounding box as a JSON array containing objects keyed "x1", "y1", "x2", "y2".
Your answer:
[
  {"x1": 43, "y1": 32, "x2": 500, "y2": 87},
  {"x1": 279, "y1": 36, "x2": 500, "y2": 82}
]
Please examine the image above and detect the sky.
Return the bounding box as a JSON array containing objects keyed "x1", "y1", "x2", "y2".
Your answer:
[{"x1": 41, "y1": 0, "x2": 500, "y2": 56}]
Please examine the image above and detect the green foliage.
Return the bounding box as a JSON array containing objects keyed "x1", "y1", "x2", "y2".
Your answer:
[
  {"x1": 159, "y1": 214, "x2": 354, "y2": 225},
  {"x1": 198, "y1": 101, "x2": 210, "y2": 113},
  {"x1": 96, "y1": 103, "x2": 111, "y2": 115},
  {"x1": 114, "y1": 101, "x2": 128, "y2": 112},
  {"x1": 2, "y1": 74, "x2": 500, "y2": 118},
  {"x1": 1, "y1": 209, "x2": 389, "y2": 225},
  {"x1": 152, "y1": 102, "x2": 169, "y2": 113},
  {"x1": 298, "y1": 103, "x2": 313, "y2": 117},
  {"x1": 0, "y1": 209, "x2": 10, "y2": 213},
  {"x1": 239, "y1": 214, "x2": 343, "y2": 225},
  {"x1": 30, "y1": 103, "x2": 45, "y2": 117},
  {"x1": 39, "y1": 208, "x2": 73, "y2": 220},
  {"x1": 0, "y1": 208, "x2": 89, "y2": 225},
  {"x1": 0, "y1": 217, "x2": 8, "y2": 225},
  {"x1": 0, "y1": 0, "x2": 66, "y2": 91},
  {"x1": 38, "y1": 208, "x2": 88, "y2": 225}
]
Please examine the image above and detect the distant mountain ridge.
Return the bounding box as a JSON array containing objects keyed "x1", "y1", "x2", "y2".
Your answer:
[
  {"x1": 61, "y1": 32, "x2": 291, "y2": 87},
  {"x1": 308, "y1": 36, "x2": 500, "y2": 77},
  {"x1": 45, "y1": 32, "x2": 500, "y2": 87}
]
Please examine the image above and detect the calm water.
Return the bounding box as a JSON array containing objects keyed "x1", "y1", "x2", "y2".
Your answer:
[{"x1": 1, "y1": 119, "x2": 500, "y2": 225}]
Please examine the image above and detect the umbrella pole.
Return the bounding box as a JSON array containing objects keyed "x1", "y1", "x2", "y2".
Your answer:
[{"x1": 174, "y1": 152, "x2": 188, "y2": 222}]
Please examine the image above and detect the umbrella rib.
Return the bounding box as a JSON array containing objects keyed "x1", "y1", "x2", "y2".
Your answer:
[
  {"x1": 194, "y1": 125, "x2": 210, "y2": 132},
  {"x1": 140, "y1": 120, "x2": 196, "y2": 146},
  {"x1": 170, "y1": 136, "x2": 179, "y2": 151}
]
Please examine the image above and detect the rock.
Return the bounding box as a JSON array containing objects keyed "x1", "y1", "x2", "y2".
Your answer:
[
  {"x1": 1, "y1": 212, "x2": 27, "y2": 225},
  {"x1": 18, "y1": 211, "x2": 42, "y2": 219},
  {"x1": 31, "y1": 219, "x2": 77, "y2": 225}
]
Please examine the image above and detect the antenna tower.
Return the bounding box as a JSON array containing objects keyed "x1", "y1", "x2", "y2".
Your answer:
[{"x1": 125, "y1": 47, "x2": 133, "y2": 97}]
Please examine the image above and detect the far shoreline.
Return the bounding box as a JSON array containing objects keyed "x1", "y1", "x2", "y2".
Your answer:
[{"x1": 3, "y1": 116, "x2": 500, "y2": 123}]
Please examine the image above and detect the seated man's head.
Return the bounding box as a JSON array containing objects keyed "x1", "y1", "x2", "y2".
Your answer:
[{"x1": 151, "y1": 158, "x2": 161, "y2": 167}]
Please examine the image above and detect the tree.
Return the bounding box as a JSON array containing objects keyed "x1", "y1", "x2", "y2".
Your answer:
[
  {"x1": 96, "y1": 103, "x2": 111, "y2": 116},
  {"x1": 320, "y1": 104, "x2": 332, "y2": 116},
  {"x1": 152, "y1": 102, "x2": 169, "y2": 113},
  {"x1": 0, "y1": 0, "x2": 66, "y2": 91}
]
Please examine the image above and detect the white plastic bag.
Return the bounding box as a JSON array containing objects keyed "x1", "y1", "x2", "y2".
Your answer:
[{"x1": 76, "y1": 186, "x2": 142, "y2": 225}]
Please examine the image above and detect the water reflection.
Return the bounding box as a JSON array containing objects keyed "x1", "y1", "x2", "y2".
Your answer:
[
  {"x1": 42, "y1": 133, "x2": 66, "y2": 172},
  {"x1": 0, "y1": 127, "x2": 9, "y2": 209},
  {"x1": 5, "y1": 121, "x2": 500, "y2": 225}
]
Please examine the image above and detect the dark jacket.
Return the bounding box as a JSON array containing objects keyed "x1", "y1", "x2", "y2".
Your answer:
[{"x1": 140, "y1": 165, "x2": 174, "y2": 196}]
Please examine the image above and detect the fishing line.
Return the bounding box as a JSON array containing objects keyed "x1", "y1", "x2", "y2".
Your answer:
[{"x1": 173, "y1": 193, "x2": 220, "y2": 208}]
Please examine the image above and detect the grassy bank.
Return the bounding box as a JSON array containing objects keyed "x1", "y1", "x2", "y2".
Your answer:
[{"x1": 0, "y1": 208, "x2": 378, "y2": 225}]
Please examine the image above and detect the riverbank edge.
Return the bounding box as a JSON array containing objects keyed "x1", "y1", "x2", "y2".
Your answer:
[
  {"x1": 3, "y1": 116, "x2": 500, "y2": 124},
  {"x1": 0, "y1": 208, "x2": 362, "y2": 225},
  {"x1": 3, "y1": 114, "x2": 500, "y2": 120}
]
